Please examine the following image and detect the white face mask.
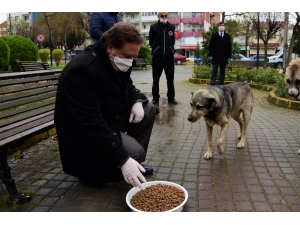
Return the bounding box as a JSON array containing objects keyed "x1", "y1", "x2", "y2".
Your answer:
[
  {"x1": 218, "y1": 26, "x2": 225, "y2": 32},
  {"x1": 110, "y1": 54, "x2": 133, "y2": 72},
  {"x1": 159, "y1": 18, "x2": 167, "y2": 24}
]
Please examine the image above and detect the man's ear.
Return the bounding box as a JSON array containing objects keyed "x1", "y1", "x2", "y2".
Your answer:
[{"x1": 106, "y1": 43, "x2": 113, "y2": 54}]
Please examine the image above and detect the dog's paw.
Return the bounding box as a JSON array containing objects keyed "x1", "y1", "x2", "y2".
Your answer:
[
  {"x1": 217, "y1": 145, "x2": 224, "y2": 155},
  {"x1": 237, "y1": 133, "x2": 241, "y2": 139},
  {"x1": 237, "y1": 141, "x2": 245, "y2": 148},
  {"x1": 204, "y1": 152, "x2": 213, "y2": 159}
]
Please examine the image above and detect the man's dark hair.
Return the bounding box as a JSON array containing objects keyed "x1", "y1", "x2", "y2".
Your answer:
[
  {"x1": 102, "y1": 22, "x2": 144, "y2": 49},
  {"x1": 218, "y1": 22, "x2": 225, "y2": 26}
]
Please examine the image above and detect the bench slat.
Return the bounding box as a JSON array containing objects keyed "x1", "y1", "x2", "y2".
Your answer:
[
  {"x1": 0, "y1": 106, "x2": 54, "y2": 128},
  {"x1": 0, "y1": 70, "x2": 62, "y2": 80},
  {"x1": 0, "y1": 99, "x2": 56, "y2": 120},
  {"x1": 0, "y1": 91, "x2": 56, "y2": 111},
  {"x1": 0, "y1": 80, "x2": 58, "y2": 94},
  {"x1": 0, "y1": 110, "x2": 54, "y2": 133},
  {"x1": 0, "y1": 120, "x2": 54, "y2": 147},
  {"x1": 1, "y1": 114, "x2": 54, "y2": 141},
  {"x1": 0, "y1": 74, "x2": 59, "y2": 86},
  {"x1": 0, "y1": 86, "x2": 57, "y2": 103}
]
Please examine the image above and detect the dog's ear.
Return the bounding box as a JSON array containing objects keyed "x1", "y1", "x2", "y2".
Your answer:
[{"x1": 207, "y1": 98, "x2": 217, "y2": 111}]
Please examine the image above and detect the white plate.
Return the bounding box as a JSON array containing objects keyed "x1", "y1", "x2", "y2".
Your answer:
[{"x1": 126, "y1": 181, "x2": 188, "y2": 212}]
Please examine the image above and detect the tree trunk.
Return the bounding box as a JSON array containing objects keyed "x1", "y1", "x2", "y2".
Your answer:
[{"x1": 264, "y1": 42, "x2": 268, "y2": 69}]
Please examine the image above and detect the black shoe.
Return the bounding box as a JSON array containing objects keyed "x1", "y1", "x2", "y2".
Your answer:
[
  {"x1": 152, "y1": 98, "x2": 159, "y2": 104},
  {"x1": 168, "y1": 99, "x2": 178, "y2": 104},
  {"x1": 140, "y1": 164, "x2": 154, "y2": 175}
]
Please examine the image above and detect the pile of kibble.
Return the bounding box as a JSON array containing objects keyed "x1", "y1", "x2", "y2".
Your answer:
[{"x1": 130, "y1": 183, "x2": 185, "y2": 212}]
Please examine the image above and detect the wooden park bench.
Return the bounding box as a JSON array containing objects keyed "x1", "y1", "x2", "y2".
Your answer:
[
  {"x1": 0, "y1": 69, "x2": 62, "y2": 204},
  {"x1": 16, "y1": 60, "x2": 51, "y2": 72},
  {"x1": 134, "y1": 58, "x2": 151, "y2": 70}
]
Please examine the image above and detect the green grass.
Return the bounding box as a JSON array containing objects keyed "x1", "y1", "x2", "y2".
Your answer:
[{"x1": 51, "y1": 65, "x2": 65, "y2": 69}]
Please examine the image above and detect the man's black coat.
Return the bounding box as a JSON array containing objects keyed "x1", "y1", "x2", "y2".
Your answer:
[
  {"x1": 54, "y1": 39, "x2": 148, "y2": 182},
  {"x1": 209, "y1": 31, "x2": 232, "y2": 65},
  {"x1": 149, "y1": 20, "x2": 175, "y2": 57}
]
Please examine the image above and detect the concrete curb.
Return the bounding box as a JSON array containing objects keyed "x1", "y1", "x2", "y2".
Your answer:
[{"x1": 189, "y1": 78, "x2": 300, "y2": 110}]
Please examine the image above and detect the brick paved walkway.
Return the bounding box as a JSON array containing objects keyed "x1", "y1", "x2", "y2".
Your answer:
[{"x1": 0, "y1": 64, "x2": 299, "y2": 212}]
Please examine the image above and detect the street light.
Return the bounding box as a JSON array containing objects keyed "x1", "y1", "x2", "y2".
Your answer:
[
  {"x1": 256, "y1": 12, "x2": 260, "y2": 68},
  {"x1": 44, "y1": 13, "x2": 55, "y2": 66}
]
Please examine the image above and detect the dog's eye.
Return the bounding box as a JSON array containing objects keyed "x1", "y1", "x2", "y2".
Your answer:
[
  {"x1": 295, "y1": 80, "x2": 300, "y2": 85},
  {"x1": 286, "y1": 79, "x2": 290, "y2": 84},
  {"x1": 196, "y1": 105, "x2": 203, "y2": 110}
]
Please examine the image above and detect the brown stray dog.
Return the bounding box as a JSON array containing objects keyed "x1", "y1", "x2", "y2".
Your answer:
[
  {"x1": 284, "y1": 58, "x2": 300, "y2": 99},
  {"x1": 188, "y1": 82, "x2": 254, "y2": 159},
  {"x1": 284, "y1": 58, "x2": 300, "y2": 155}
]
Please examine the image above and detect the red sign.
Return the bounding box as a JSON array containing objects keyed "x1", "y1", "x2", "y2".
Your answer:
[
  {"x1": 175, "y1": 30, "x2": 179, "y2": 40},
  {"x1": 36, "y1": 34, "x2": 45, "y2": 43}
]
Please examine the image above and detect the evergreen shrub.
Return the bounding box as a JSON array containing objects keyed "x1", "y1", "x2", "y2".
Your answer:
[
  {"x1": 52, "y1": 49, "x2": 64, "y2": 66},
  {"x1": 0, "y1": 37, "x2": 10, "y2": 72},
  {"x1": 1, "y1": 35, "x2": 38, "y2": 71}
]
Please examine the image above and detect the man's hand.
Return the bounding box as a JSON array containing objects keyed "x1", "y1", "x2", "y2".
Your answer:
[
  {"x1": 121, "y1": 157, "x2": 147, "y2": 187},
  {"x1": 129, "y1": 102, "x2": 144, "y2": 123}
]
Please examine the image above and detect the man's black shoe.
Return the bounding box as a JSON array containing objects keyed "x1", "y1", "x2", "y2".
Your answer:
[
  {"x1": 152, "y1": 98, "x2": 159, "y2": 104},
  {"x1": 140, "y1": 164, "x2": 154, "y2": 175},
  {"x1": 168, "y1": 99, "x2": 178, "y2": 104}
]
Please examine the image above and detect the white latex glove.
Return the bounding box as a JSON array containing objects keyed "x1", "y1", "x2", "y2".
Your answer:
[
  {"x1": 121, "y1": 157, "x2": 147, "y2": 187},
  {"x1": 129, "y1": 102, "x2": 144, "y2": 123}
]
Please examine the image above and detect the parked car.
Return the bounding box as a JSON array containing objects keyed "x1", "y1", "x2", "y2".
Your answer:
[
  {"x1": 186, "y1": 55, "x2": 203, "y2": 65},
  {"x1": 174, "y1": 53, "x2": 186, "y2": 65},
  {"x1": 267, "y1": 50, "x2": 283, "y2": 68},
  {"x1": 232, "y1": 54, "x2": 251, "y2": 61},
  {"x1": 250, "y1": 54, "x2": 266, "y2": 67}
]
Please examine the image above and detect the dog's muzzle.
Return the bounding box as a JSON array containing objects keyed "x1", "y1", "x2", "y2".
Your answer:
[
  {"x1": 187, "y1": 116, "x2": 196, "y2": 122},
  {"x1": 288, "y1": 87, "x2": 299, "y2": 98}
]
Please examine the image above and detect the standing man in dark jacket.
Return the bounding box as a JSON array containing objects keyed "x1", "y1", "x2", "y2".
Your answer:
[
  {"x1": 90, "y1": 12, "x2": 141, "y2": 93},
  {"x1": 208, "y1": 21, "x2": 232, "y2": 85},
  {"x1": 90, "y1": 12, "x2": 123, "y2": 41},
  {"x1": 149, "y1": 12, "x2": 178, "y2": 104},
  {"x1": 54, "y1": 22, "x2": 155, "y2": 187}
]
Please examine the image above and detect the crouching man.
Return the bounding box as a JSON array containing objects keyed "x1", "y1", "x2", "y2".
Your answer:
[{"x1": 54, "y1": 22, "x2": 155, "y2": 187}]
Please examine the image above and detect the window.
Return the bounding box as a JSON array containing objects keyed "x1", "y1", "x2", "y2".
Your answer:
[
  {"x1": 15, "y1": 16, "x2": 19, "y2": 21},
  {"x1": 144, "y1": 25, "x2": 146, "y2": 29},
  {"x1": 144, "y1": 12, "x2": 157, "y2": 17},
  {"x1": 130, "y1": 14, "x2": 135, "y2": 19}
]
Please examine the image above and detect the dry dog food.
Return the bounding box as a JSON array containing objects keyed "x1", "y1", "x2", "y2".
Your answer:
[{"x1": 130, "y1": 183, "x2": 185, "y2": 212}]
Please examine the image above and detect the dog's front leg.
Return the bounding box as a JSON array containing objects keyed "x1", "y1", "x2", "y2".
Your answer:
[
  {"x1": 204, "y1": 124, "x2": 214, "y2": 159},
  {"x1": 217, "y1": 123, "x2": 229, "y2": 155}
]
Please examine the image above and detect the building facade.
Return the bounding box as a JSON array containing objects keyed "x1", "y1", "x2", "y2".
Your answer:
[
  {"x1": 0, "y1": 21, "x2": 8, "y2": 36},
  {"x1": 123, "y1": 12, "x2": 221, "y2": 57}
]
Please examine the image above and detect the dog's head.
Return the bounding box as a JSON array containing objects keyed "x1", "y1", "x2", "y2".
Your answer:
[
  {"x1": 285, "y1": 60, "x2": 300, "y2": 98},
  {"x1": 187, "y1": 89, "x2": 217, "y2": 123}
]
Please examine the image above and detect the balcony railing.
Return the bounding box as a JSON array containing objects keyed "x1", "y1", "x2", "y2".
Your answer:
[
  {"x1": 180, "y1": 31, "x2": 201, "y2": 37},
  {"x1": 168, "y1": 17, "x2": 180, "y2": 24},
  {"x1": 181, "y1": 17, "x2": 204, "y2": 23}
]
